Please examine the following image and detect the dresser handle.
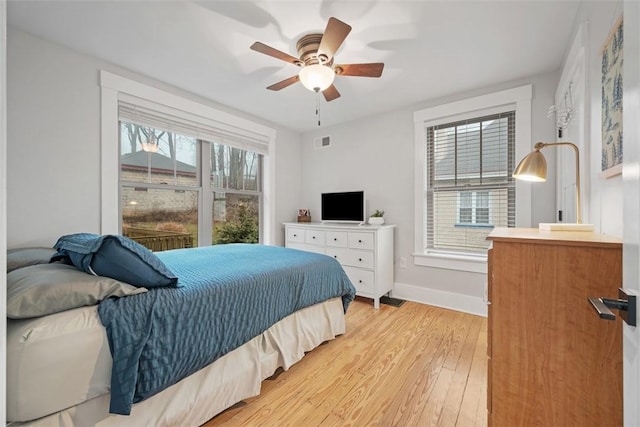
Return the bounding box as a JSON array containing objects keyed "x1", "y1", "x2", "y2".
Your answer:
[
  {"x1": 334, "y1": 238, "x2": 337, "y2": 241},
  {"x1": 312, "y1": 236, "x2": 316, "y2": 239},
  {"x1": 358, "y1": 258, "x2": 362, "y2": 262},
  {"x1": 358, "y1": 239, "x2": 362, "y2": 243},
  {"x1": 359, "y1": 280, "x2": 363, "y2": 283},
  {"x1": 293, "y1": 234, "x2": 297, "y2": 237}
]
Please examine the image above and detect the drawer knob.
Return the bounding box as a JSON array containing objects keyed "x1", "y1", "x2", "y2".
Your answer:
[
  {"x1": 358, "y1": 258, "x2": 362, "y2": 262},
  {"x1": 334, "y1": 238, "x2": 337, "y2": 241},
  {"x1": 359, "y1": 280, "x2": 363, "y2": 283},
  {"x1": 293, "y1": 234, "x2": 297, "y2": 237},
  {"x1": 312, "y1": 236, "x2": 316, "y2": 239},
  {"x1": 358, "y1": 239, "x2": 362, "y2": 243},
  {"x1": 334, "y1": 255, "x2": 337, "y2": 259}
]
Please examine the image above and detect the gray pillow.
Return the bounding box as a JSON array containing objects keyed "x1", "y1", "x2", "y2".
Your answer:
[
  {"x1": 7, "y1": 247, "x2": 57, "y2": 272},
  {"x1": 7, "y1": 263, "x2": 147, "y2": 319}
]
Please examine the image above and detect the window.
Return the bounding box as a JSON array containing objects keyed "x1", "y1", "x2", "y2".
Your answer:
[
  {"x1": 413, "y1": 85, "x2": 532, "y2": 272},
  {"x1": 210, "y1": 142, "x2": 261, "y2": 245},
  {"x1": 119, "y1": 122, "x2": 262, "y2": 250},
  {"x1": 100, "y1": 71, "x2": 276, "y2": 246},
  {"x1": 426, "y1": 112, "x2": 515, "y2": 254},
  {"x1": 457, "y1": 191, "x2": 490, "y2": 225},
  {"x1": 475, "y1": 191, "x2": 490, "y2": 224}
]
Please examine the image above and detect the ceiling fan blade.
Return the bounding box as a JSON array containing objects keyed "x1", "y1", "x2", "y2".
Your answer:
[
  {"x1": 322, "y1": 84, "x2": 341, "y2": 102},
  {"x1": 266, "y1": 75, "x2": 300, "y2": 91},
  {"x1": 317, "y1": 17, "x2": 352, "y2": 63},
  {"x1": 250, "y1": 41, "x2": 302, "y2": 66},
  {"x1": 335, "y1": 63, "x2": 384, "y2": 77}
]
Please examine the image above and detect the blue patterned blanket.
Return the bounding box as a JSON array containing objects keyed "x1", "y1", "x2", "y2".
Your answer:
[{"x1": 98, "y1": 244, "x2": 356, "y2": 415}]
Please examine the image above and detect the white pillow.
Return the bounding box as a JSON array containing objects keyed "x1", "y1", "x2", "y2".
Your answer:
[
  {"x1": 7, "y1": 247, "x2": 57, "y2": 272},
  {"x1": 7, "y1": 263, "x2": 147, "y2": 319}
]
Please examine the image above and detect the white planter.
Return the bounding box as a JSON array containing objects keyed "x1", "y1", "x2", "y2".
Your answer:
[{"x1": 368, "y1": 217, "x2": 385, "y2": 225}]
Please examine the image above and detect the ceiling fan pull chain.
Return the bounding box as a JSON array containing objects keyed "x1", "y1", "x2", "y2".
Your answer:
[{"x1": 316, "y1": 91, "x2": 321, "y2": 126}]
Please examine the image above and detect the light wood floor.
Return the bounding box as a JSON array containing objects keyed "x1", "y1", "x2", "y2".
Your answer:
[{"x1": 203, "y1": 297, "x2": 487, "y2": 427}]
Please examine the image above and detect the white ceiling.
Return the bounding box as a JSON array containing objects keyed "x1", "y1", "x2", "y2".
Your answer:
[{"x1": 7, "y1": 0, "x2": 581, "y2": 133}]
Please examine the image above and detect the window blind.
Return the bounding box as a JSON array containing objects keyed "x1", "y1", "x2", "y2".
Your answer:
[
  {"x1": 118, "y1": 95, "x2": 269, "y2": 155},
  {"x1": 425, "y1": 111, "x2": 515, "y2": 254}
]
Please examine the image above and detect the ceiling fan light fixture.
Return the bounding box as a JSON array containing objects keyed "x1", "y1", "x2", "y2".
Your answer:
[
  {"x1": 298, "y1": 64, "x2": 335, "y2": 92},
  {"x1": 141, "y1": 134, "x2": 159, "y2": 153}
]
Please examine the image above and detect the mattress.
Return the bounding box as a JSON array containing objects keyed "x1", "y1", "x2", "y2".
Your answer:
[
  {"x1": 7, "y1": 297, "x2": 345, "y2": 426},
  {"x1": 7, "y1": 305, "x2": 111, "y2": 422}
]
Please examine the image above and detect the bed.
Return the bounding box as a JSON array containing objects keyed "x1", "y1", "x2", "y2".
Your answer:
[{"x1": 6, "y1": 236, "x2": 356, "y2": 426}]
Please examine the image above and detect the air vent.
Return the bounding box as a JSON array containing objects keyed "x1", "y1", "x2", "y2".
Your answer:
[{"x1": 313, "y1": 135, "x2": 331, "y2": 149}]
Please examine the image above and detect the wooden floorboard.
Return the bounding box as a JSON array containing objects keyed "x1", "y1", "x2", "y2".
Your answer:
[{"x1": 203, "y1": 297, "x2": 487, "y2": 427}]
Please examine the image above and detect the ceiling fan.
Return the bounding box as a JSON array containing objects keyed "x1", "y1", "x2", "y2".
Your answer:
[{"x1": 250, "y1": 17, "x2": 384, "y2": 102}]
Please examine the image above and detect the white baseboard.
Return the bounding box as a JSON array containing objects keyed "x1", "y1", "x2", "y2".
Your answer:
[{"x1": 391, "y1": 282, "x2": 487, "y2": 317}]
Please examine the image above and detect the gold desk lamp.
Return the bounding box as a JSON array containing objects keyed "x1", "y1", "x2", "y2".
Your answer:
[{"x1": 513, "y1": 141, "x2": 594, "y2": 231}]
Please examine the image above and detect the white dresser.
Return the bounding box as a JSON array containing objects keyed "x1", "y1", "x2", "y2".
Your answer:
[{"x1": 283, "y1": 222, "x2": 395, "y2": 308}]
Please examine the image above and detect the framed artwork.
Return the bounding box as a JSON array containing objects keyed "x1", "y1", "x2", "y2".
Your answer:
[{"x1": 601, "y1": 15, "x2": 623, "y2": 178}]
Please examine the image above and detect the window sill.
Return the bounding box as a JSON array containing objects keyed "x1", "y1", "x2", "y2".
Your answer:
[{"x1": 413, "y1": 251, "x2": 487, "y2": 274}]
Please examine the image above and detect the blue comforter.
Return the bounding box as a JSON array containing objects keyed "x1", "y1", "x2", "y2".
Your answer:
[{"x1": 97, "y1": 244, "x2": 356, "y2": 415}]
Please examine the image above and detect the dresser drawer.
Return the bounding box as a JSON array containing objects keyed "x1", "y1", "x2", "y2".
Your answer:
[
  {"x1": 286, "y1": 227, "x2": 306, "y2": 243},
  {"x1": 304, "y1": 230, "x2": 325, "y2": 245},
  {"x1": 343, "y1": 266, "x2": 374, "y2": 294},
  {"x1": 348, "y1": 232, "x2": 374, "y2": 250},
  {"x1": 287, "y1": 242, "x2": 326, "y2": 255},
  {"x1": 326, "y1": 231, "x2": 348, "y2": 248},
  {"x1": 327, "y1": 248, "x2": 374, "y2": 269}
]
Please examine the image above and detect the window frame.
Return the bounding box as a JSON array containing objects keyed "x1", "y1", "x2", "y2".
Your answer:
[
  {"x1": 413, "y1": 85, "x2": 532, "y2": 273},
  {"x1": 118, "y1": 125, "x2": 264, "y2": 247},
  {"x1": 209, "y1": 141, "x2": 263, "y2": 245},
  {"x1": 100, "y1": 71, "x2": 276, "y2": 244}
]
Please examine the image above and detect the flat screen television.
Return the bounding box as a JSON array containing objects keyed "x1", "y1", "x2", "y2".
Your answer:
[{"x1": 321, "y1": 191, "x2": 365, "y2": 223}]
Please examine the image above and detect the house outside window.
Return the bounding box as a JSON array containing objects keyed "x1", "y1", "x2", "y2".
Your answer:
[{"x1": 413, "y1": 85, "x2": 532, "y2": 272}]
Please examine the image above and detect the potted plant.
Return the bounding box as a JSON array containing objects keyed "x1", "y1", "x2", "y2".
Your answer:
[{"x1": 368, "y1": 209, "x2": 385, "y2": 225}]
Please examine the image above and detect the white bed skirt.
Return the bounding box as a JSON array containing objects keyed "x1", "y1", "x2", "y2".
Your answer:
[{"x1": 8, "y1": 297, "x2": 345, "y2": 427}]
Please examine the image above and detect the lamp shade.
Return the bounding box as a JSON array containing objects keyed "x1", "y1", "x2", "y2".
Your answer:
[
  {"x1": 512, "y1": 150, "x2": 547, "y2": 182},
  {"x1": 298, "y1": 64, "x2": 335, "y2": 92}
]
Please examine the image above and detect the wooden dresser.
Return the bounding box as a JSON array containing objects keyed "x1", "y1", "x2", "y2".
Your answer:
[{"x1": 486, "y1": 228, "x2": 622, "y2": 426}]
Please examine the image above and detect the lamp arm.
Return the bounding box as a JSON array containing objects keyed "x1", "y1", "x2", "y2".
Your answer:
[{"x1": 537, "y1": 141, "x2": 582, "y2": 224}]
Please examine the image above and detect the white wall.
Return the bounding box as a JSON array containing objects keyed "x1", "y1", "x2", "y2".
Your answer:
[
  {"x1": 622, "y1": 2, "x2": 640, "y2": 426},
  {"x1": 300, "y1": 72, "x2": 559, "y2": 315},
  {"x1": 568, "y1": 1, "x2": 624, "y2": 237},
  {"x1": 622, "y1": 2, "x2": 640, "y2": 424},
  {"x1": 1, "y1": 2, "x2": 7, "y2": 424},
  {"x1": 7, "y1": 28, "x2": 301, "y2": 248}
]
